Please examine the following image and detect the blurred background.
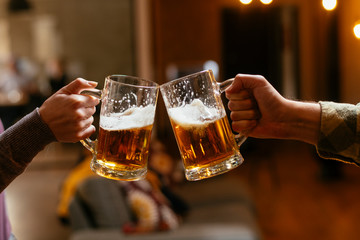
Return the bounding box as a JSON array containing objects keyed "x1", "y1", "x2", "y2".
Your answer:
[{"x1": 2, "y1": 0, "x2": 360, "y2": 239}]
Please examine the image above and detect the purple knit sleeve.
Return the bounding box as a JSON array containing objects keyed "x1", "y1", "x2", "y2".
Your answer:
[{"x1": 0, "y1": 108, "x2": 56, "y2": 192}]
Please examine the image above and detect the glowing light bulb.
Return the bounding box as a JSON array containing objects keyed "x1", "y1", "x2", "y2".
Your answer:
[
  {"x1": 322, "y1": 0, "x2": 337, "y2": 11},
  {"x1": 239, "y1": 0, "x2": 252, "y2": 5},
  {"x1": 260, "y1": 0, "x2": 273, "y2": 4},
  {"x1": 354, "y1": 22, "x2": 360, "y2": 39}
]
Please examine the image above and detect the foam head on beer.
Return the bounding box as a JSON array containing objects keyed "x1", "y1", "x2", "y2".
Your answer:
[
  {"x1": 167, "y1": 99, "x2": 223, "y2": 126},
  {"x1": 100, "y1": 105, "x2": 156, "y2": 130}
]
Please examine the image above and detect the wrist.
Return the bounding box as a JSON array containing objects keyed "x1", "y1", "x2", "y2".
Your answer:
[
  {"x1": 38, "y1": 104, "x2": 46, "y2": 122},
  {"x1": 283, "y1": 100, "x2": 321, "y2": 145}
]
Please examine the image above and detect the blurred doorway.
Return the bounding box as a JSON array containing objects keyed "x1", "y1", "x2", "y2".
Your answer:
[{"x1": 221, "y1": 6, "x2": 300, "y2": 99}]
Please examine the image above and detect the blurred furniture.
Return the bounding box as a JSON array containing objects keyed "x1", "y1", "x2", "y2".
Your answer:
[{"x1": 68, "y1": 175, "x2": 262, "y2": 240}]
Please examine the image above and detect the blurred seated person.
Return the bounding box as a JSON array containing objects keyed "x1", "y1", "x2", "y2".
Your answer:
[
  {"x1": 147, "y1": 140, "x2": 189, "y2": 217},
  {"x1": 0, "y1": 57, "x2": 38, "y2": 128},
  {"x1": 0, "y1": 56, "x2": 37, "y2": 100},
  {"x1": 57, "y1": 139, "x2": 189, "y2": 234},
  {"x1": 121, "y1": 140, "x2": 188, "y2": 233}
]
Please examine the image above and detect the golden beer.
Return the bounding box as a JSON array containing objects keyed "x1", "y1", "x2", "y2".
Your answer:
[
  {"x1": 168, "y1": 99, "x2": 242, "y2": 180},
  {"x1": 171, "y1": 116, "x2": 238, "y2": 168},
  {"x1": 91, "y1": 105, "x2": 155, "y2": 180},
  {"x1": 96, "y1": 124, "x2": 152, "y2": 175}
]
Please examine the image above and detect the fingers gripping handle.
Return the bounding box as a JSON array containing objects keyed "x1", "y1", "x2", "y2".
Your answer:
[
  {"x1": 81, "y1": 89, "x2": 102, "y2": 99},
  {"x1": 219, "y1": 78, "x2": 235, "y2": 93},
  {"x1": 219, "y1": 78, "x2": 248, "y2": 148},
  {"x1": 80, "y1": 88, "x2": 102, "y2": 153}
]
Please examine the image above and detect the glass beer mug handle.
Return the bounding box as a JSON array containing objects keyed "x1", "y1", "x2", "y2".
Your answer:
[
  {"x1": 234, "y1": 133, "x2": 247, "y2": 147},
  {"x1": 80, "y1": 89, "x2": 102, "y2": 99},
  {"x1": 80, "y1": 138, "x2": 96, "y2": 154},
  {"x1": 218, "y1": 78, "x2": 235, "y2": 93},
  {"x1": 79, "y1": 88, "x2": 102, "y2": 153},
  {"x1": 218, "y1": 78, "x2": 248, "y2": 147}
]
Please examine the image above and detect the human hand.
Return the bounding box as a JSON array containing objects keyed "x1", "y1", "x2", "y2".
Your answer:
[
  {"x1": 39, "y1": 78, "x2": 100, "y2": 142},
  {"x1": 225, "y1": 74, "x2": 320, "y2": 144},
  {"x1": 225, "y1": 74, "x2": 292, "y2": 139}
]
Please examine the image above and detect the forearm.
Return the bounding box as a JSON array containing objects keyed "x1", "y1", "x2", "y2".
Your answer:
[
  {"x1": 282, "y1": 100, "x2": 321, "y2": 145},
  {"x1": 0, "y1": 109, "x2": 56, "y2": 192}
]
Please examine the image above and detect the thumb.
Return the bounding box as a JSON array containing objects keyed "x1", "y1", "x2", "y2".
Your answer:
[
  {"x1": 58, "y1": 78, "x2": 98, "y2": 95},
  {"x1": 226, "y1": 74, "x2": 266, "y2": 94}
]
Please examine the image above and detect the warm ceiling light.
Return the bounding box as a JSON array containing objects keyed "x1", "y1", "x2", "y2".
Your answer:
[
  {"x1": 239, "y1": 0, "x2": 252, "y2": 5},
  {"x1": 260, "y1": 0, "x2": 273, "y2": 4},
  {"x1": 354, "y1": 22, "x2": 360, "y2": 39},
  {"x1": 322, "y1": 0, "x2": 337, "y2": 11}
]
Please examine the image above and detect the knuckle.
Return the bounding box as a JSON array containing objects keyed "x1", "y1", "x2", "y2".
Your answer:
[
  {"x1": 89, "y1": 107, "x2": 97, "y2": 115},
  {"x1": 249, "y1": 110, "x2": 257, "y2": 119},
  {"x1": 74, "y1": 110, "x2": 86, "y2": 120},
  {"x1": 72, "y1": 98, "x2": 84, "y2": 109},
  {"x1": 74, "y1": 78, "x2": 85, "y2": 85},
  {"x1": 230, "y1": 112, "x2": 236, "y2": 120},
  {"x1": 91, "y1": 97, "x2": 100, "y2": 105},
  {"x1": 89, "y1": 116, "x2": 95, "y2": 124},
  {"x1": 255, "y1": 75, "x2": 266, "y2": 82},
  {"x1": 228, "y1": 102, "x2": 234, "y2": 111}
]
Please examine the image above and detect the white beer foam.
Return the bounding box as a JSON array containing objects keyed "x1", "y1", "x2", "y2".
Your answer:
[
  {"x1": 100, "y1": 105, "x2": 155, "y2": 130},
  {"x1": 168, "y1": 99, "x2": 223, "y2": 127}
]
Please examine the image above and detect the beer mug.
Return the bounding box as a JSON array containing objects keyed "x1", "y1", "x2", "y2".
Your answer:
[
  {"x1": 81, "y1": 75, "x2": 159, "y2": 181},
  {"x1": 160, "y1": 70, "x2": 246, "y2": 181}
]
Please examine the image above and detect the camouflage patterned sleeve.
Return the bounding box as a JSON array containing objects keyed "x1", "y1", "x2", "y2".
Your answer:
[{"x1": 316, "y1": 101, "x2": 360, "y2": 165}]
